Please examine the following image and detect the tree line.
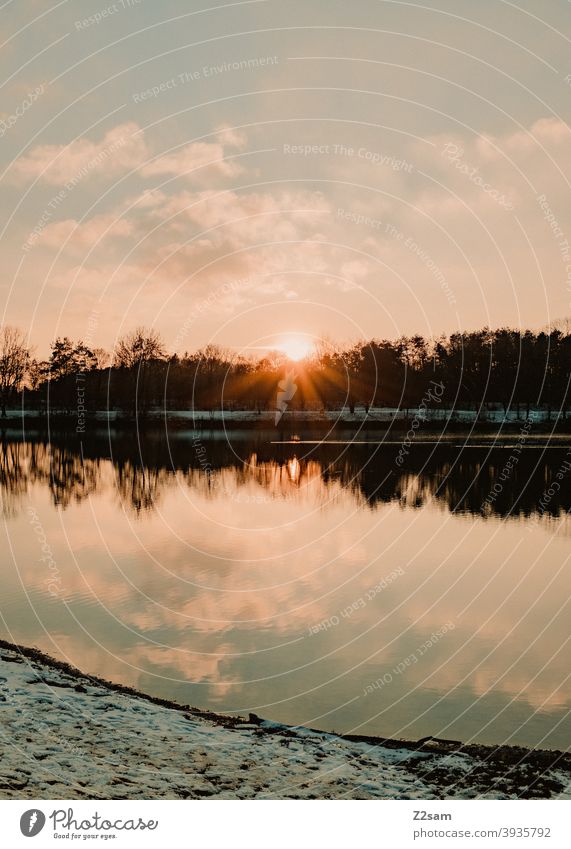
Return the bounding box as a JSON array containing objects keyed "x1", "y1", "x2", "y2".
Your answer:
[{"x1": 1, "y1": 324, "x2": 570, "y2": 417}]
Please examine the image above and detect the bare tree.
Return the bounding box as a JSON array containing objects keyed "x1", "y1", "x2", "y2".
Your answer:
[
  {"x1": 0, "y1": 326, "x2": 30, "y2": 416},
  {"x1": 114, "y1": 327, "x2": 166, "y2": 369},
  {"x1": 27, "y1": 359, "x2": 47, "y2": 391},
  {"x1": 92, "y1": 347, "x2": 110, "y2": 369},
  {"x1": 113, "y1": 327, "x2": 166, "y2": 415}
]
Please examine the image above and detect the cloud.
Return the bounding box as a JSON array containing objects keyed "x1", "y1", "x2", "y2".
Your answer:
[
  {"x1": 38, "y1": 213, "x2": 135, "y2": 251},
  {"x1": 10, "y1": 119, "x2": 251, "y2": 188},
  {"x1": 141, "y1": 142, "x2": 245, "y2": 182},
  {"x1": 9, "y1": 122, "x2": 148, "y2": 185},
  {"x1": 215, "y1": 125, "x2": 248, "y2": 148},
  {"x1": 500, "y1": 117, "x2": 571, "y2": 155},
  {"x1": 16, "y1": 116, "x2": 571, "y2": 349}
]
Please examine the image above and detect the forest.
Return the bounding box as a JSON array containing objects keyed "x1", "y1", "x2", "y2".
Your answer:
[{"x1": 0, "y1": 324, "x2": 570, "y2": 418}]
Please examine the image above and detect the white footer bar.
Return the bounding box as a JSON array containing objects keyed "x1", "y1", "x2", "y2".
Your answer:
[{"x1": 1, "y1": 799, "x2": 569, "y2": 848}]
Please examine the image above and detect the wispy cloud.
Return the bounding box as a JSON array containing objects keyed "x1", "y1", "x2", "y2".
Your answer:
[{"x1": 9, "y1": 122, "x2": 148, "y2": 185}]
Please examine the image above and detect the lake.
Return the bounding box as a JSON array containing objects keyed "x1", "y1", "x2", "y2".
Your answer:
[{"x1": 1, "y1": 430, "x2": 570, "y2": 750}]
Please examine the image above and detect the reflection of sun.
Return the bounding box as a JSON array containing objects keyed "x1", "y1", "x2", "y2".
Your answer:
[
  {"x1": 287, "y1": 457, "x2": 301, "y2": 483},
  {"x1": 276, "y1": 334, "x2": 314, "y2": 361}
]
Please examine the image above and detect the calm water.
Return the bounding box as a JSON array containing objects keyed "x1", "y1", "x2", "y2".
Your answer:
[{"x1": 1, "y1": 432, "x2": 570, "y2": 750}]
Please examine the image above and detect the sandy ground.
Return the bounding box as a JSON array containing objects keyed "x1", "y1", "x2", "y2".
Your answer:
[{"x1": 0, "y1": 641, "x2": 570, "y2": 800}]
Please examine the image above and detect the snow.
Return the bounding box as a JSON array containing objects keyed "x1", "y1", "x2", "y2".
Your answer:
[
  {"x1": 3, "y1": 407, "x2": 567, "y2": 424},
  {"x1": 0, "y1": 645, "x2": 569, "y2": 800}
]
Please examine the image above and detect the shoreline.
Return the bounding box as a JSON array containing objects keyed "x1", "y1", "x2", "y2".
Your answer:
[
  {"x1": 1, "y1": 639, "x2": 570, "y2": 800},
  {"x1": 1, "y1": 407, "x2": 571, "y2": 436},
  {"x1": 2, "y1": 421, "x2": 571, "y2": 441}
]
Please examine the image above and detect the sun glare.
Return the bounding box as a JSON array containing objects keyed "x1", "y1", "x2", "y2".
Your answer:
[{"x1": 277, "y1": 334, "x2": 314, "y2": 361}]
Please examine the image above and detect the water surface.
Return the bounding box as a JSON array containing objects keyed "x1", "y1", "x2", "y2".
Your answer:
[{"x1": 1, "y1": 432, "x2": 569, "y2": 750}]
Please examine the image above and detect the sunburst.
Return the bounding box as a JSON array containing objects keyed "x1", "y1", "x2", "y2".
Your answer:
[{"x1": 275, "y1": 334, "x2": 314, "y2": 361}]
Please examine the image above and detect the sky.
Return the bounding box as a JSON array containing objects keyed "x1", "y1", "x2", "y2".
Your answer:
[{"x1": 1, "y1": 0, "x2": 570, "y2": 357}]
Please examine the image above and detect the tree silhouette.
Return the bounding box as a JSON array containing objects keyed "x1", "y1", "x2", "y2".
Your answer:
[{"x1": 0, "y1": 326, "x2": 30, "y2": 416}]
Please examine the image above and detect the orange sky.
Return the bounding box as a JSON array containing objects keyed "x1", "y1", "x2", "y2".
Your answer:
[{"x1": 1, "y1": 0, "x2": 570, "y2": 356}]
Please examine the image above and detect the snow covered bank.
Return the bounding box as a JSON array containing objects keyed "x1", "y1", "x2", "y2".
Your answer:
[{"x1": 0, "y1": 642, "x2": 569, "y2": 800}]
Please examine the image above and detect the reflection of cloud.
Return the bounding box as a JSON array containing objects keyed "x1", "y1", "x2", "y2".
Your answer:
[
  {"x1": 41, "y1": 633, "x2": 237, "y2": 699},
  {"x1": 3, "y1": 441, "x2": 571, "y2": 724},
  {"x1": 6, "y1": 444, "x2": 570, "y2": 719}
]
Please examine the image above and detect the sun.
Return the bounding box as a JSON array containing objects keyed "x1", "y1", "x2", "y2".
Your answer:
[{"x1": 276, "y1": 334, "x2": 315, "y2": 361}]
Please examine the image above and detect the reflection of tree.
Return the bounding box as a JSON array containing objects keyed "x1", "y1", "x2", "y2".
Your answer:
[
  {"x1": 331, "y1": 444, "x2": 571, "y2": 521},
  {"x1": 47, "y1": 446, "x2": 99, "y2": 508},
  {"x1": 0, "y1": 440, "x2": 100, "y2": 513},
  {"x1": 0, "y1": 435, "x2": 570, "y2": 523},
  {"x1": 114, "y1": 460, "x2": 170, "y2": 514},
  {"x1": 184, "y1": 455, "x2": 336, "y2": 505},
  {"x1": 0, "y1": 441, "x2": 29, "y2": 516}
]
